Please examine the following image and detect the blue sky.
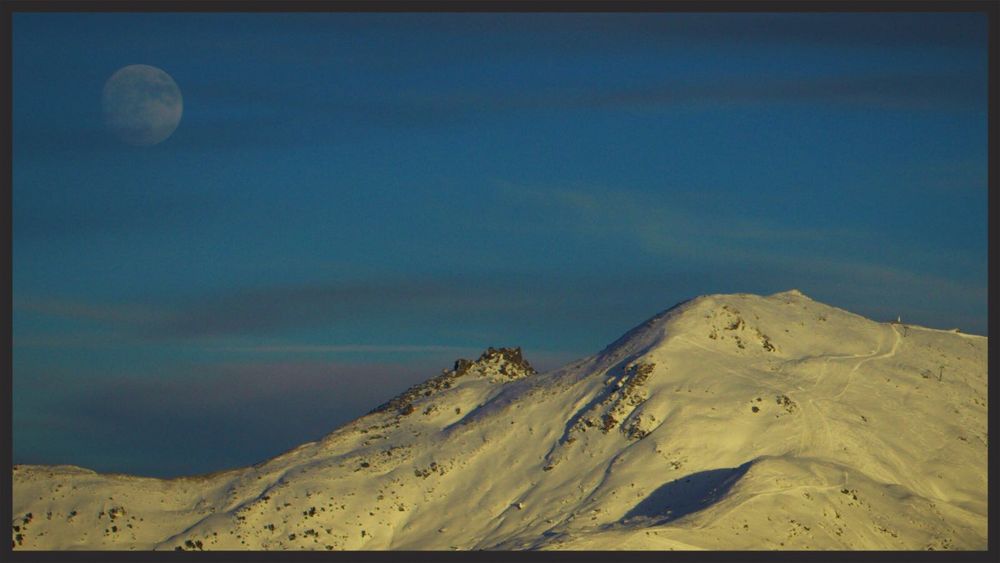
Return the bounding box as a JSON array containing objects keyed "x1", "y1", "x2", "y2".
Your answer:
[{"x1": 12, "y1": 12, "x2": 988, "y2": 477}]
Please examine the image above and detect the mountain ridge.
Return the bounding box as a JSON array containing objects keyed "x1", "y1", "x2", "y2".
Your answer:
[{"x1": 12, "y1": 290, "x2": 987, "y2": 550}]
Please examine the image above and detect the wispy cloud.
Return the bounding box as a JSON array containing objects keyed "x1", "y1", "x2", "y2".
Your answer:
[
  {"x1": 14, "y1": 277, "x2": 541, "y2": 341},
  {"x1": 493, "y1": 180, "x2": 864, "y2": 262},
  {"x1": 215, "y1": 344, "x2": 476, "y2": 354},
  {"x1": 12, "y1": 332, "x2": 478, "y2": 357},
  {"x1": 788, "y1": 256, "x2": 987, "y2": 306},
  {"x1": 14, "y1": 358, "x2": 441, "y2": 476},
  {"x1": 37, "y1": 70, "x2": 979, "y2": 158},
  {"x1": 559, "y1": 13, "x2": 986, "y2": 51},
  {"x1": 492, "y1": 179, "x2": 986, "y2": 332},
  {"x1": 142, "y1": 279, "x2": 537, "y2": 339},
  {"x1": 13, "y1": 333, "x2": 128, "y2": 350},
  {"x1": 14, "y1": 209, "x2": 986, "y2": 343},
  {"x1": 313, "y1": 72, "x2": 984, "y2": 138},
  {"x1": 580, "y1": 74, "x2": 985, "y2": 112},
  {"x1": 14, "y1": 296, "x2": 160, "y2": 325}
]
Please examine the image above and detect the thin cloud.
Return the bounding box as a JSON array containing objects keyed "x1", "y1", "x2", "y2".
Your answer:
[
  {"x1": 13, "y1": 333, "x2": 128, "y2": 350},
  {"x1": 15, "y1": 278, "x2": 540, "y2": 340},
  {"x1": 14, "y1": 296, "x2": 161, "y2": 325},
  {"x1": 619, "y1": 13, "x2": 986, "y2": 51},
  {"x1": 23, "y1": 72, "x2": 980, "y2": 159},
  {"x1": 492, "y1": 180, "x2": 986, "y2": 333},
  {"x1": 145, "y1": 279, "x2": 537, "y2": 339},
  {"x1": 584, "y1": 73, "x2": 985, "y2": 112},
  {"x1": 381, "y1": 69, "x2": 987, "y2": 122},
  {"x1": 15, "y1": 14, "x2": 986, "y2": 159},
  {"x1": 15, "y1": 257, "x2": 985, "y2": 345},
  {"x1": 13, "y1": 169, "x2": 235, "y2": 240},
  {"x1": 15, "y1": 358, "x2": 441, "y2": 476},
  {"x1": 216, "y1": 344, "x2": 476, "y2": 354},
  {"x1": 493, "y1": 180, "x2": 867, "y2": 262}
]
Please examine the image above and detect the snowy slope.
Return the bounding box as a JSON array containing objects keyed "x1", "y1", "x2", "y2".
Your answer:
[{"x1": 12, "y1": 290, "x2": 988, "y2": 551}]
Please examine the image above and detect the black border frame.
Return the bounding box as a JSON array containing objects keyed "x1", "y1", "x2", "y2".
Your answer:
[{"x1": 1, "y1": 1, "x2": 996, "y2": 562}]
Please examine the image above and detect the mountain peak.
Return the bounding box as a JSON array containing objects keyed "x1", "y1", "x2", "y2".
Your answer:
[
  {"x1": 771, "y1": 288, "x2": 810, "y2": 299},
  {"x1": 594, "y1": 290, "x2": 883, "y2": 373},
  {"x1": 453, "y1": 346, "x2": 537, "y2": 381},
  {"x1": 370, "y1": 346, "x2": 536, "y2": 417}
]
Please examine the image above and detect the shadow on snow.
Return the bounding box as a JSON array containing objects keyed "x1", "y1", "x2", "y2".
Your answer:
[{"x1": 616, "y1": 460, "x2": 754, "y2": 527}]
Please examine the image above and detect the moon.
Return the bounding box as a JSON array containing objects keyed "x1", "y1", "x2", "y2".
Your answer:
[{"x1": 102, "y1": 64, "x2": 183, "y2": 146}]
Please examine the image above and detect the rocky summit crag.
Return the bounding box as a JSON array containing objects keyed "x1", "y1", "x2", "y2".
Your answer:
[{"x1": 370, "y1": 347, "x2": 537, "y2": 417}]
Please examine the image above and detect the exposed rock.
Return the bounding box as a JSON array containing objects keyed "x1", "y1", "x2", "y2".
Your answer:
[{"x1": 369, "y1": 347, "x2": 536, "y2": 416}]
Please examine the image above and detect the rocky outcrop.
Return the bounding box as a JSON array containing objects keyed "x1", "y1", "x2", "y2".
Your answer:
[{"x1": 369, "y1": 347, "x2": 536, "y2": 417}]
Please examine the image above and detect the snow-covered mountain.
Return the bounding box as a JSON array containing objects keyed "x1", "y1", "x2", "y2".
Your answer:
[{"x1": 12, "y1": 290, "x2": 988, "y2": 550}]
